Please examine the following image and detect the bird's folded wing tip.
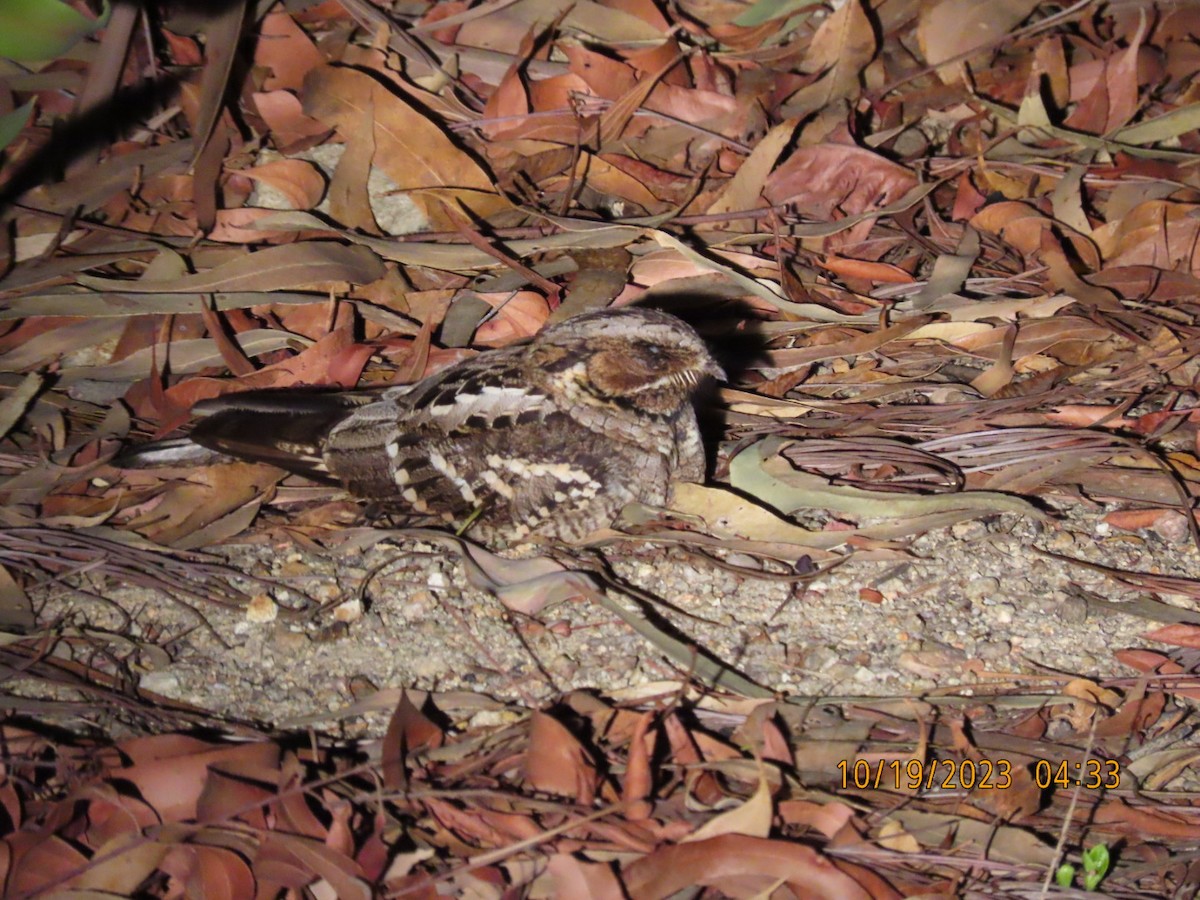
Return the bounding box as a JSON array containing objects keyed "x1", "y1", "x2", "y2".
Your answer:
[{"x1": 112, "y1": 438, "x2": 226, "y2": 469}]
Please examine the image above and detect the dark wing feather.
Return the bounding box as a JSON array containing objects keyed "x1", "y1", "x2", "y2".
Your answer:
[
  {"x1": 321, "y1": 357, "x2": 552, "y2": 509},
  {"x1": 188, "y1": 389, "x2": 378, "y2": 483}
]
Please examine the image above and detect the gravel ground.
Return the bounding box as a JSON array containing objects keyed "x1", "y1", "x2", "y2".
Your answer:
[{"x1": 31, "y1": 500, "x2": 1195, "y2": 732}]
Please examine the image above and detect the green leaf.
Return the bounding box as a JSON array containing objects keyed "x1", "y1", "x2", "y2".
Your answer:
[
  {"x1": 730, "y1": 436, "x2": 1041, "y2": 520},
  {"x1": 1084, "y1": 849, "x2": 1108, "y2": 878},
  {"x1": 0, "y1": 100, "x2": 33, "y2": 153},
  {"x1": 1083, "y1": 843, "x2": 1110, "y2": 877},
  {"x1": 0, "y1": 0, "x2": 111, "y2": 61},
  {"x1": 1055, "y1": 863, "x2": 1075, "y2": 887},
  {"x1": 732, "y1": 0, "x2": 819, "y2": 27},
  {"x1": 1114, "y1": 103, "x2": 1200, "y2": 146},
  {"x1": 977, "y1": 96, "x2": 1200, "y2": 162}
]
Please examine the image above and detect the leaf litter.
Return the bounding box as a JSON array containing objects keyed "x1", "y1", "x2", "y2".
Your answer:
[{"x1": 3, "y1": 0, "x2": 1200, "y2": 895}]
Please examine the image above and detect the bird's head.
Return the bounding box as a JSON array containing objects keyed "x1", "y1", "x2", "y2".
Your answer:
[{"x1": 531, "y1": 308, "x2": 724, "y2": 415}]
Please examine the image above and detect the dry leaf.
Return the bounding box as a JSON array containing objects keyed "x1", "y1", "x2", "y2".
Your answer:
[{"x1": 303, "y1": 66, "x2": 510, "y2": 229}]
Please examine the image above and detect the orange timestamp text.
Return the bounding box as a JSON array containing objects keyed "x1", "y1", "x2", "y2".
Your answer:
[
  {"x1": 1032, "y1": 758, "x2": 1121, "y2": 790},
  {"x1": 837, "y1": 758, "x2": 1122, "y2": 791},
  {"x1": 838, "y1": 758, "x2": 1013, "y2": 791}
]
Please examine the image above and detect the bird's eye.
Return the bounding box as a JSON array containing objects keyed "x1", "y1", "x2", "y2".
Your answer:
[{"x1": 635, "y1": 340, "x2": 666, "y2": 359}]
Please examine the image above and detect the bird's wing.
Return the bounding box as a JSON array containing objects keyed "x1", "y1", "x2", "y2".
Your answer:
[{"x1": 322, "y1": 353, "x2": 558, "y2": 509}]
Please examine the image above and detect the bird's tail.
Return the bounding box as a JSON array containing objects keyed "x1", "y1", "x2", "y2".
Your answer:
[{"x1": 114, "y1": 389, "x2": 374, "y2": 483}]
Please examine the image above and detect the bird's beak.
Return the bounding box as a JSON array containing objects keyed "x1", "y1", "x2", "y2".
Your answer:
[{"x1": 704, "y1": 356, "x2": 727, "y2": 382}]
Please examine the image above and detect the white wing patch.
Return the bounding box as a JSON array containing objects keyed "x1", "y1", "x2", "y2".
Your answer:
[
  {"x1": 428, "y1": 449, "x2": 478, "y2": 504},
  {"x1": 480, "y1": 469, "x2": 515, "y2": 499},
  {"x1": 428, "y1": 385, "x2": 548, "y2": 427},
  {"x1": 485, "y1": 454, "x2": 596, "y2": 485}
]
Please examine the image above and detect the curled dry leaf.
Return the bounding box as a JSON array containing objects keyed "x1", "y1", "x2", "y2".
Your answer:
[
  {"x1": 621, "y1": 710, "x2": 656, "y2": 821},
  {"x1": 781, "y1": 0, "x2": 876, "y2": 119},
  {"x1": 970, "y1": 200, "x2": 1102, "y2": 269},
  {"x1": 523, "y1": 711, "x2": 599, "y2": 804},
  {"x1": 917, "y1": 0, "x2": 1041, "y2": 84},
  {"x1": 1142, "y1": 623, "x2": 1200, "y2": 650},
  {"x1": 239, "y1": 158, "x2": 327, "y2": 210},
  {"x1": 251, "y1": 90, "x2": 331, "y2": 149},
  {"x1": 302, "y1": 65, "x2": 510, "y2": 229},
  {"x1": 254, "y1": 7, "x2": 326, "y2": 92},
  {"x1": 683, "y1": 765, "x2": 772, "y2": 842},
  {"x1": 472, "y1": 291, "x2": 552, "y2": 346},
  {"x1": 382, "y1": 691, "x2": 445, "y2": 790},
  {"x1": 621, "y1": 834, "x2": 885, "y2": 900},
  {"x1": 763, "y1": 144, "x2": 917, "y2": 253},
  {"x1": 123, "y1": 462, "x2": 285, "y2": 546},
  {"x1": 546, "y1": 853, "x2": 626, "y2": 900}
]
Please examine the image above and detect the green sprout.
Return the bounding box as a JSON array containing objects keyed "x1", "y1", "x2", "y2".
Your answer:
[
  {"x1": 0, "y1": 0, "x2": 112, "y2": 154},
  {"x1": 1055, "y1": 844, "x2": 1111, "y2": 891},
  {"x1": 1055, "y1": 863, "x2": 1075, "y2": 888},
  {"x1": 0, "y1": 0, "x2": 110, "y2": 61},
  {"x1": 1082, "y1": 843, "x2": 1110, "y2": 891}
]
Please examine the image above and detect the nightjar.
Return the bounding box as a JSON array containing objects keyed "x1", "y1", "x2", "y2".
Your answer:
[{"x1": 119, "y1": 307, "x2": 724, "y2": 544}]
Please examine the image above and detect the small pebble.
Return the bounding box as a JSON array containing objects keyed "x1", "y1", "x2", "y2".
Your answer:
[
  {"x1": 977, "y1": 640, "x2": 1011, "y2": 661},
  {"x1": 965, "y1": 577, "x2": 1000, "y2": 602},
  {"x1": 139, "y1": 670, "x2": 182, "y2": 696},
  {"x1": 245, "y1": 594, "x2": 278, "y2": 623},
  {"x1": 333, "y1": 598, "x2": 363, "y2": 623},
  {"x1": 991, "y1": 603, "x2": 1015, "y2": 625}
]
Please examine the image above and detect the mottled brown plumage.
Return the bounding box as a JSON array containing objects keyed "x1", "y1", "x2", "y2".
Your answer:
[{"x1": 119, "y1": 308, "x2": 723, "y2": 544}]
